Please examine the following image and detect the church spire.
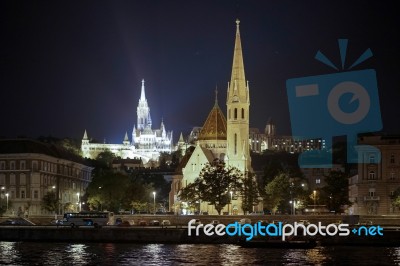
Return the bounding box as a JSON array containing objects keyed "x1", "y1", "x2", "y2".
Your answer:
[
  {"x1": 82, "y1": 129, "x2": 88, "y2": 140},
  {"x1": 227, "y1": 19, "x2": 247, "y2": 104},
  {"x1": 214, "y1": 86, "x2": 219, "y2": 107},
  {"x1": 140, "y1": 79, "x2": 146, "y2": 101},
  {"x1": 226, "y1": 19, "x2": 251, "y2": 173}
]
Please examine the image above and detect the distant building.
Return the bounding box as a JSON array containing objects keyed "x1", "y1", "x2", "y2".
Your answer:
[
  {"x1": 111, "y1": 158, "x2": 144, "y2": 173},
  {"x1": 349, "y1": 134, "x2": 400, "y2": 215},
  {"x1": 0, "y1": 139, "x2": 93, "y2": 216},
  {"x1": 249, "y1": 119, "x2": 325, "y2": 154},
  {"x1": 81, "y1": 80, "x2": 173, "y2": 166}
]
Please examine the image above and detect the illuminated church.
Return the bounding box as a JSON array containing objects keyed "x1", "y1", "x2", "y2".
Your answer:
[
  {"x1": 81, "y1": 80, "x2": 173, "y2": 165},
  {"x1": 170, "y1": 19, "x2": 253, "y2": 215}
]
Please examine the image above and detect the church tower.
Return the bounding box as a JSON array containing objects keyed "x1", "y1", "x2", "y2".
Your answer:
[
  {"x1": 137, "y1": 79, "x2": 152, "y2": 130},
  {"x1": 226, "y1": 19, "x2": 251, "y2": 172}
]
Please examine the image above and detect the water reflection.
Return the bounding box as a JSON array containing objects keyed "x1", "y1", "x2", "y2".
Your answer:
[{"x1": 0, "y1": 242, "x2": 399, "y2": 265}]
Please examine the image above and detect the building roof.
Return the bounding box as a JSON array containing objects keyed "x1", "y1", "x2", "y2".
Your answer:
[
  {"x1": 198, "y1": 93, "x2": 227, "y2": 141},
  {"x1": 0, "y1": 139, "x2": 87, "y2": 165}
]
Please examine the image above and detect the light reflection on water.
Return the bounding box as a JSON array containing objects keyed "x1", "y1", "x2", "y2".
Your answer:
[{"x1": 0, "y1": 242, "x2": 400, "y2": 265}]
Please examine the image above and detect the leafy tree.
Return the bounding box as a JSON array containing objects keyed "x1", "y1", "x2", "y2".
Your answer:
[
  {"x1": 179, "y1": 160, "x2": 243, "y2": 215},
  {"x1": 41, "y1": 191, "x2": 59, "y2": 213},
  {"x1": 264, "y1": 173, "x2": 290, "y2": 214},
  {"x1": 241, "y1": 172, "x2": 260, "y2": 214},
  {"x1": 321, "y1": 170, "x2": 351, "y2": 212},
  {"x1": 391, "y1": 187, "x2": 400, "y2": 208}
]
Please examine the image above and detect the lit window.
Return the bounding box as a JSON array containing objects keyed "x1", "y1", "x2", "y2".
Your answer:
[
  {"x1": 316, "y1": 179, "x2": 321, "y2": 184},
  {"x1": 368, "y1": 171, "x2": 376, "y2": 180},
  {"x1": 369, "y1": 155, "x2": 375, "y2": 164}
]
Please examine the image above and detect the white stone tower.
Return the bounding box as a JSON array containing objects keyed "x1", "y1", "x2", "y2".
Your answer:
[
  {"x1": 136, "y1": 79, "x2": 152, "y2": 131},
  {"x1": 226, "y1": 19, "x2": 251, "y2": 173}
]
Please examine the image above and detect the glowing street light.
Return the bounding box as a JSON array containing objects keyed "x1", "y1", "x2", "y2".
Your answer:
[
  {"x1": 153, "y1": 192, "x2": 156, "y2": 215},
  {"x1": 313, "y1": 190, "x2": 317, "y2": 214}
]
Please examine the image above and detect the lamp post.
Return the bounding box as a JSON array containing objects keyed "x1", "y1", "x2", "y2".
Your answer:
[
  {"x1": 153, "y1": 192, "x2": 156, "y2": 215},
  {"x1": 77, "y1": 192, "x2": 80, "y2": 212},
  {"x1": 5, "y1": 193, "x2": 9, "y2": 212},
  {"x1": 313, "y1": 190, "x2": 317, "y2": 214},
  {"x1": 230, "y1": 191, "x2": 233, "y2": 215}
]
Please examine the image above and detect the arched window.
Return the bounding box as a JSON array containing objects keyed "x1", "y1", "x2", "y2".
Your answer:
[
  {"x1": 368, "y1": 171, "x2": 376, "y2": 180},
  {"x1": 234, "y1": 108, "x2": 237, "y2": 120},
  {"x1": 242, "y1": 108, "x2": 244, "y2": 119},
  {"x1": 234, "y1": 134, "x2": 237, "y2": 155}
]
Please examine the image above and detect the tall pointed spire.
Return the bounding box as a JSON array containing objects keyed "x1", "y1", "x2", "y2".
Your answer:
[
  {"x1": 83, "y1": 130, "x2": 88, "y2": 140},
  {"x1": 140, "y1": 79, "x2": 146, "y2": 100},
  {"x1": 124, "y1": 132, "x2": 129, "y2": 141},
  {"x1": 228, "y1": 18, "x2": 247, "y2": 103},
  {"x1": 226, "y1": 19, "x2": 251, "y2": 173},
  {"x1": 214, "y1": 86, "x2": 219, "y2": 107}
]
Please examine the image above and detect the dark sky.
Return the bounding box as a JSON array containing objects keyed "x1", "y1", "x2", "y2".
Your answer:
[{"x1": 1, "y1": 1, "x2": 399, "y2": 143}]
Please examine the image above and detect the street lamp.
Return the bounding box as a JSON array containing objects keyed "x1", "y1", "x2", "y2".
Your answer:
[
  {"x1": 153, "y1": 191, "x2": 156, "y2": 215},
  {"x1": 77, "y1": 192, "x2": 80, "y2": 212},
  {"x1": 230, "y1": 191, "x2": 233, "y2": 215},
  {"x1": 313, "y1": 190, "x2": 317, "y2": 209},
  {"x1": 5, "y1": 193, "x2": 9, "y2": 212}
]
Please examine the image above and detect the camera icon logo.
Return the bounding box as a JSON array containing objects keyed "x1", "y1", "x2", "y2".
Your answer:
[{"x1": 286, "y1": 39, "x2": 382, "y2": 168}]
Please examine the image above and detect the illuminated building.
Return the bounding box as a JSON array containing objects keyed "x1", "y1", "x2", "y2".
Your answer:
[
  {"x1": 0, "y1": 139, "x2": 93, "y2": 216},
  {"x1": 349, "y1": 134, "x2": 400, "y2": 215},
  {"x1": 170, "y1": 19, "x2": 253, "y2": 214},
  {"x1": 81, "y1": 80, "x2": 173, "y2": 166}
]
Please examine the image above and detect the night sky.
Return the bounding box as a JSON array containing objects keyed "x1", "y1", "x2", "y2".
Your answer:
[{"x1": 2, "y1": 1, "x2": 399, "y2": 143}]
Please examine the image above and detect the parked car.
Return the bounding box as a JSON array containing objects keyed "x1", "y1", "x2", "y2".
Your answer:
[
  {"x1": 118, "y1": 220, "x2": 131, "y2": 227},
  {"x1": 161, "y1": 220, "x2": 171, "y2": 226},
  {"x1": 149, "y1": 220, "x2": 160, "y2": 226},
  {"x1": 50, "y1": 219, "x2": 63, "y2": 226}
]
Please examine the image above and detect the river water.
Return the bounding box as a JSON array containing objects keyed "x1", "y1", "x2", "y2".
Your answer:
[{"x1": 0, "y1": 242, "x2": 399, "y2": 265}]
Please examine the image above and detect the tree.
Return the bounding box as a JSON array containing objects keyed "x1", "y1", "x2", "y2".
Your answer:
[
  {"x1": 264, "y1": 173, "x2": 290, "y2": 214},
  {"x1": 241, "y1": 172, "x2": 260, "y2": 214},
  {"x1": 321, "y1": 170, "x2": 351, "y2": 212},
  {"x1": 42, "y1": 191, "x2": 59, "y2": 213},
  {"x1": 179, "y1": 160, "x2": 243, "y2": 215},
  {"x1": 391, "y1": 187, "x2": 400, "y2": 208}
]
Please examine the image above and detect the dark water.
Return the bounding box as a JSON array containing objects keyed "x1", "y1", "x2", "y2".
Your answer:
[{"x1": 0, "y1": 242, "x2": 399, "y2": 265}]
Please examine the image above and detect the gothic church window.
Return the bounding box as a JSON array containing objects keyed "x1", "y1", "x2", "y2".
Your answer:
[
  {"x1": 234, "y1": 108, "x2": 237, "y2": 120},
  {"x1": 241, "y1": 108, "x2": 244, "y2": 119}
]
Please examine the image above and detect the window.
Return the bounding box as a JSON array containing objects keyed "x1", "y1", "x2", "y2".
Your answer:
[
  {"x1": 369, "y1": 155, "x2": 375, "y2": 164},
  {"x1": 10, "y1": 161, "x2": 15, "y2": 170},
  {"x1": 368, "y1": 171, "x2": 376, "y2": 180},
  {"x1": 368, "y1": 188, "x2": 375, "y2": 197},
  {"x1": 10, "y1": 174, "x2": 16, "y2": 185},
  {"x1": 0, "y1": 161, "x2": 5, "y2": 170},
  {"x1": 229, "y1": 109, "x2": 231, "y2": 119},
  {"x1": 390, "y1": 191, "x2": 395, "y2": 197},
  {"x1": 234, "y1": 134, "x2": 237, "y2": 155},
  {"x1": 20, "y1": 161, "x2": 26, "y2": 170},
  {"x1": 21, "y1": 190, "x2": 25, "y2": 199},
  {"x1": 20, "y1": 174, "x2": 26, "y2": 185},
  {"x1": 32, "y1": 161, "x2": 38, "y2": 171},
  {"x1": 34, "y1": 190, "x2": 39, "y2": 199},
  {"x1": 390, "y1": 172, "x2": 396, "y2": 180},
  {"x1": 234, "y1": 108, "x2": 237, "y2": 120},
  {"x1": 390, "y1": 154, "x2": 395, "y2": 164},
  {"x1": 241, "y1": 108, "x2": 244, "y2": 119},
  {"x1": 316, "y1": 179, "x2": 321, "y2": 184}
]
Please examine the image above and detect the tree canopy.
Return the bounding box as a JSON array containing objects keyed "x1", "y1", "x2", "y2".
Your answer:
[{"x1": 179, "y1": 160, "x2": 243, "y2": 215}]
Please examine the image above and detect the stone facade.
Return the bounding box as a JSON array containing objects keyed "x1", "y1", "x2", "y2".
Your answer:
[
  {"x1": 349, "y1": 135, "x2": 400, "y2": 215},
  {"x1": 0, "y1": 139, "x2": 93, "y2": 216}
]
